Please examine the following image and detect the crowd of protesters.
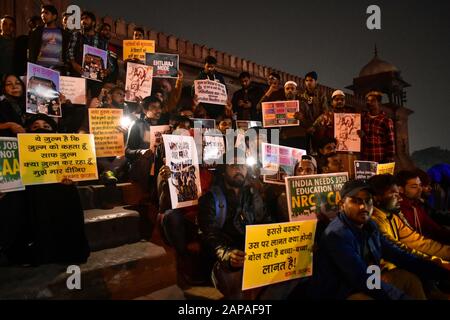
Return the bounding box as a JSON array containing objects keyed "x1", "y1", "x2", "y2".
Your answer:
[{"x1": 0, "y1": 6, "x2": 449, "y2": 300}]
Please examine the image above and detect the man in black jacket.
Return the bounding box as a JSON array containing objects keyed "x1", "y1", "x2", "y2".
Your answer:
[
  {"x1": 28, "y1": 5, "x2": 71, "y2": 73},
  {"x1": 198, "y1": 154, "x2": 272, "y2": 298},
  {"x1": 231, "y1": 72, "x2": 264, "y2": 121}
]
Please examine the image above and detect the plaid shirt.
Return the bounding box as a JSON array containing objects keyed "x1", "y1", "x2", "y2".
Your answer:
[
  {"x1": 68, "y1": 31, "x2": 107, "y2": 65},
  {"x1": 362, "y1": 111, "x2": 395, "y2": 163}
]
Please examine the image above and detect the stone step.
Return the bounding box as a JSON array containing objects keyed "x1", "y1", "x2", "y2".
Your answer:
[
  {"x1": 0, "y1": 241, "x2": 177, "y2": 300},
  {"x1": 84, "y1": 206, "x2": 142, "y2": 251},
  {"x1": 78, "y1": 183, "x2": 146, "y2": 210}
]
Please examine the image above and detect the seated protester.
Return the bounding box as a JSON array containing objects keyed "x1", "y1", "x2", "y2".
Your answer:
[
  {"x1": 28, "y1": 5, "x2": 71, "y2": 73},
  {"x1": 125, "y1": 96, "x2": 164, "y2": 194},
  {"x1": 18, "y1": 114, "x2": 90, "y2": 265},
  {"x1": 397, "y1": 170, "x2": 450, "y2": 245},
  {"x1": 315, "y1": 136, "x2": 337, "y2": 158},
  {"x1": 427, "y1": 163, "x2": 450, "y2": 226},
  {"x1": 369, "y1": 174, "x2": 450, "y2": 269},
  {"x1": 0, "y1": 74, "x2": 27, "y2": 137},
  {"x1": 310, "y1": 180, "x2": 449, "y2": 300},
  {"x1": 276, "y1": 155, "x2": 318, "y2": 222},
  {"x1": 317, "y1": 152, "x2": 345, "y2": 174}
]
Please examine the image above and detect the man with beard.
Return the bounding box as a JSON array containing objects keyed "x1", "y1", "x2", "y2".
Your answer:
[
  {"x1": 198, "y1": 152, "x2": 273, "y2": 299},
  {"x1": 67, "y1": 11, "x2": 107, "y2": 96},
  {"x1": 310, "y1": 180, "x2": 449, "y2": 300},
  {"x1": 361, "y1": 91, "x2": 395, "y2": 163},
  {"x1": 369, "y1": 174, "x2": 450, "y2": 298},
  {"x1": 98, "y1": 23, "x2": 119, "y2": 84},
  {"x1": 28, "y1": 5, "x2": 70, "y2": 73},
  {"x1": 232, "y1": 72, "x2": 264, "y2": 121}
]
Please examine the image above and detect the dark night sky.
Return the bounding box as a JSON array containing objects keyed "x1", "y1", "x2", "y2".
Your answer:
[{"x1": 75, "y1": 0, "x2": 450, "y2": 152}]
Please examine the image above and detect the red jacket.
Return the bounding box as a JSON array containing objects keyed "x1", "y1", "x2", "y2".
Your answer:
[{"x1": 400, "y1": 197, "x2": 450, "y2": 245}]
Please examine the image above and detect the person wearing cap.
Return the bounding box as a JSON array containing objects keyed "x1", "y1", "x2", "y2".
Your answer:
[
  {"x1": 361, "y1": 91, "x2": 395, "y2": 163},
  {"x1": 231, "y1": 72, "x2": 264, "y2": 121},
  {"x1": 28, "y1": 5, "x2": 71, "y2": 74},
  {"x1": 309, "y1": 180, "x2": 449, "y2": 300}
]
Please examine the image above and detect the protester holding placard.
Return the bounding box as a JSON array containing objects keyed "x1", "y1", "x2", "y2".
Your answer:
[
  {"x1": 198, "y1": 152, "x2": 272, "y2": 299},
  {"x1": 0, "y1": 74, "x2": 27, "y2": 137}
]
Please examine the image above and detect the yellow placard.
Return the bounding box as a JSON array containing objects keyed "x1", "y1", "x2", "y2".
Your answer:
[
  {"x1": 123, "y1": 40, "x2": 155, "y2": 62},
  {"x1": 88, "y1": 108, "x2": 125, "y2": 157},
  {"x1": 18, "y1": 133, "x2": 98, "y2": 185},
  {"x1": 242, "y1": 220, "x2": 317, "y2": 291},
  {"x1": 376, "y1": 162, "x2": 395, "y2": 175}
]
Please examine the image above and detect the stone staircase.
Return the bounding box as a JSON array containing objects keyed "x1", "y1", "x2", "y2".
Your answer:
[{"x1": 0, "y1": 182, "x2": 222, "y2": 300}]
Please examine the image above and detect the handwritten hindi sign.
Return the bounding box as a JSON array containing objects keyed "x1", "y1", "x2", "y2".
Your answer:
[
  {"x1": 26, "y1": 63, "x2": 61, "y2": 117},
  {"x1": 145, "y1": 53, "x2": 179, "y2": 78},
  {"x1": 194, "y1": 79, "x2": 228, "y2": 105},
  {"x1": 262, "y1": 143, "x2": 306, "y2": 184},
  {"x1": 376, "y1": 162, "x2": 395, "y2": 175},
  {"x1": 88, "y1": 109, "x2": 124, "y2": 158},
  {"x1": 123, "y1": 40, "x2": 155, "y2": 62},
  {"x1": 18, "y1": 134, "x2": 98, "y2": 185},
  {"x1": 354, "y1": 160, "x2": 378, "y2": 180},
  {"x1": 125, "y1": 62, "x2": 153, "y2": 102},
  {"x1": 334, "y1": 113, "x2": 361, "y2": 152},
  {"x1": 60, "y1": 76, "x2": 86, "y2": 105},
  {"x1": 81, "y1": 45, "x2": 108, "y2": 82},
  {"x1": 0, "y1": 137, "x2": 24, "y2": 192},
  {"x1": 262, "y1": 101, "x2": 299, "y2": 128},
  {"x1": 286, "y1": 173, "x2": 349, "y2": 222},
  {"x1": 162, "y1": 134, "x2": 202, "y2": 209},
  {"x1": 242, "y1": 220, "x2": 317, "y2": 290}
]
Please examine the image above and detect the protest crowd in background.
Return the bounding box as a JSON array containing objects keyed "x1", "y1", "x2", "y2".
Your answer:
[{"x1": 0, "y1": 6, "x2": 450, "y2": 300}]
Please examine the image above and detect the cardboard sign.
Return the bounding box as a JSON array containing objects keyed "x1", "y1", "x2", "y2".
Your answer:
[
  {"x1": 194, "y1": 79, "x2": 228, "y2": 105},
  {"x1": 334, "y1": 113, "x2": 361, "y2": 152},
  {"x1": 81, "y1": 45, "x2": 108, "y2": 82},
  {"x1": 242, "y1": 220, "x2": 317, "y2": 290},
  {"x1": 285, "y1": 173, "x2": 349, "y2": 222},
  {"x1": 145, "y1": 53, "x2": 179, "y2": 78},
  {"x1": 125, "y1": 62, "x2": 153, "y2": 102},
  {"x1": 354, "y1": 160, "x2": 378, "y2": 180},
  {"x1": 88, "y1": 108, "x2": 125, "y2": 157},
  {"x1": 123, "y1": 40, "x2": 155, "y2": 62},
  {"x1": 60, "y1": 76, "x2": 86, "y2": 105},
  {"x1": 262, "y1": 101, "x2": 299, "y2": 128},
  {"x1": 26, "y1": 63, "x2": 61, "y2": 117},
  {"x1": 0, "y1": 137, "x2": 24, "y2": 192},
  {"x1": 18, "y1": 134, "x2": 98, "y2": 185}
]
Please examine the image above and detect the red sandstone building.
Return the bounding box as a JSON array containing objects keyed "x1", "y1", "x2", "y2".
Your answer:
[{"x1": 1, "y1": 0, "x2": 414, "y2": 169}]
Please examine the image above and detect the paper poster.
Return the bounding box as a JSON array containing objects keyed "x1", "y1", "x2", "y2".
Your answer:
[
  {"x1": 376, "y1": 162, "x2": 396, "y2": 175},
  {"x1": 194, "y1": 79, "x2": 228, "y2": 105},
  {"x1": 285, "y1": 173, "x2": 349, "y2": 222},
  {"x1": 242, "y1": 220, "x2": 317, "y2": 291},
  {"x1": 354, "y1": 160, "x2": 378, "y2": 180},
  {"x1": 125, "y1": 62, "x2": 153, "y2": 102},
  {"x1": 162, "y1": 134, "x2": 202, "y2": 209},
  {"x1": 145, "y1": 53, "x2": 179, "y2": 78},
  {"x1": 88, "y1": 108, "x2": 124, "y2": 158},
  {"x1": 191, "y1": 118, "x2": 216, "y2": 130},
  {"x1": 0, "y1": 137, "x2": 24, "y2": 192},
  {"x1": 18, "y1": 134, "x2": 98, "y2": 185},
  {"x1": 81, "y1": 45, "x2": 108, "y2": 82},
  {"x1": 149, "y1": 125, "x2": 171, "y2": 151},
  {"x1": 262, "y1": 143, "x2": 306, "y2": 185},
  {"x1": 26, "y1": 63, "x2": 61, "y2": 117},
  {"x1": 203, "y1": 132, "x2": 226, "y2": 164},
  {"x1": 334, "y1": 113, "x2": 361, "y2": 152},
  {"x1": 262, "y1": 101, "x2": 299, "y2": 128},
  {"x1": 123, "y1": 40, "x2": 155, "y2": 62},
  {"x1": 60, "y1": 76, "x2": 86, "y2": 105}
]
